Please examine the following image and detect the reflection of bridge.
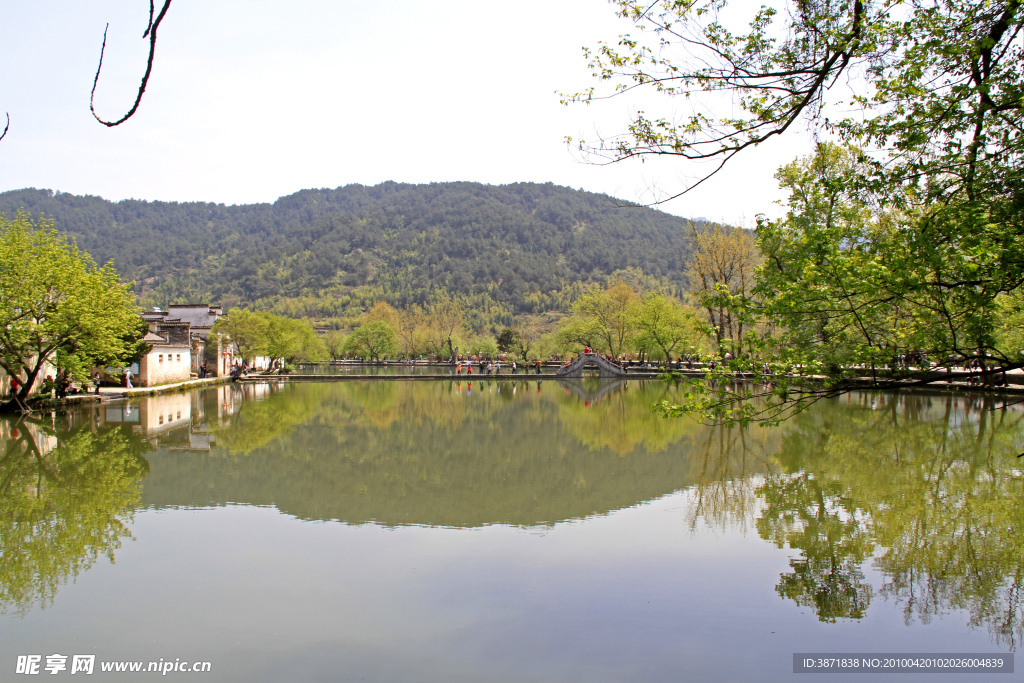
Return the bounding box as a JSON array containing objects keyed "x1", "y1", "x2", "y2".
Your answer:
[
  {"x1": 555, "y1": 378, "x2": 629, "y2": 403},
  {"x1": 555, "y1": 353, "x2": 627, "y2": 378}
]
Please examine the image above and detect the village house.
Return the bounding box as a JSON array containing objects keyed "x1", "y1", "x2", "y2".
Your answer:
[
  {"x1": 138, "y1": 321, "x2": 192, "y2": 387},
  {"x1": 142, "y1": 304, "x2": 236, "y2": 378}
]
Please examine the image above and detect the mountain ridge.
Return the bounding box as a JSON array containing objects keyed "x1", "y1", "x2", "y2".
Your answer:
[{"x1": 0, "y1": 181, "x2": 706, "y2": 321}]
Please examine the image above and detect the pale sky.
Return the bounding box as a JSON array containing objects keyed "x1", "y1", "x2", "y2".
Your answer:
[{"x1": 0, "y1": 0, "x2": 806, "y2": 225}]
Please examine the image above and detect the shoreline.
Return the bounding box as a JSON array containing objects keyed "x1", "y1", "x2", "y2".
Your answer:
[{"x1": 20, "y1": 368, "x2": 1024, "y2": 410}]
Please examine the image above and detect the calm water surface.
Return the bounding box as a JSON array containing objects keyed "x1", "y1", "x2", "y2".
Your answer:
[
  {"x1": 293, "y1": 362, "x2": 561, "y2": 376},
  {"x1": 1, "y1": 380, "x2": 1021, "y2": 681}
]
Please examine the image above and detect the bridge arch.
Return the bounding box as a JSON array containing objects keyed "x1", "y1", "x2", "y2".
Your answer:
[{"x1": 554, "y1": 353, "x2": 627, "y2": 378}]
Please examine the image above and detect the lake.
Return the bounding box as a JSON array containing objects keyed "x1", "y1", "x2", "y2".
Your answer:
[{"x1": 1, "y1": 379, "x2": 1020, "y2": 681}]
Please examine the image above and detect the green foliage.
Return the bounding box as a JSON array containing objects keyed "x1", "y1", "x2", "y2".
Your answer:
[
  {"x1": 495, "y1": 328, "x2": 522, "y2": 354},
  {"x1": 569, "y1": 0, "x2": 1024, "y2": 423},
  {"x1": 634, "y1": 292, "x2": 704, "y2": 360},
  {"x1": 662, "y1": 140, "x2": 1024, "y2": 425},
  {"x1": 0, "y1": 211, "x2": 141, "y2": 403},
  {"x1": 465, "y1": 335, "x2": 498, "y2": 358},
  {"x1": 265, "y1": 314, "x2": 326, "y2": 364},
  {"x1": 213, "y1": 309, "x2": 326, "y2": 365},
  {"x1": 213, "y1": 309, "x2": 270, "y2": 363},
  {"x1": 0, "y1": 183, "x2": 709, "y2": 320},
  {"x1": 322, "y1": 330, "x2": 348, "y2": 360},
  {"x1": 0, "y1": 418, "x2": 149, "y2": 614},
  {"x1": 564, "y1": 281, "x2": 640, "y2": 356},
  {"x1": 345, "y1": 320, "x2": 398, "y2": 362},
  {"x1": 567, "y1": 0, "x2": 1023, "y2": 207}
]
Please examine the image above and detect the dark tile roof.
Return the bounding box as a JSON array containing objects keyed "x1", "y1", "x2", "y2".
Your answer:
[{"x1": 167, "y1": 304, "x2": 222, "y2": 329}]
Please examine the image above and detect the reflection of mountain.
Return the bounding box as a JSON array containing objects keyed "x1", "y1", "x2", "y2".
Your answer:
[
  {"x1": 139, "y1": 381, "x2": 773, "y2": 527},
  {"x1": 0, "y1": 417, "x2": 150, "y2": 615},
  {"x1": 757, "y1": 392, "x2": 1024, "y2": 648}
]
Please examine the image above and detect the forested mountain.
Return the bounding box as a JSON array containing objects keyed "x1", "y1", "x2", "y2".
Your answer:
[{"x1": 0, "y1": 182, "x2": 703, "y2": 320}]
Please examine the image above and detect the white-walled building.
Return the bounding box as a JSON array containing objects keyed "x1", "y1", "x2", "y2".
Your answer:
[
  {"x1": 142, "y1": 304, "x2": 235, "y2": 378},
  {"x1": 138, "y1": 324, "x2": 192, "y2": 387}
]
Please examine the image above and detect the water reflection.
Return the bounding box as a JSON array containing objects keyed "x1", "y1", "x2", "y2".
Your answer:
[
  {"x1": 142, "y1": 380, "x2": 740, "y2": 527},
  {"x1": 754, "y1": 392, "x2": 1024, "y2": 647},
  {"x1": 3, "y1": 382, "x2": 1023, "y2": 651},
  {"x1": 0, "y1": 415, "x2": 149, "y2": 615}
]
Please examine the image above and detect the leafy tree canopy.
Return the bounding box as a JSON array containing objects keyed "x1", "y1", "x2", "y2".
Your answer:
[
  {"x1": 0, "y1": 211, "x2": 140, "y2": 408},
  {"x1": 574, "y1": 0, "x2": 1024, "y2": 423},
  {"x1": 345, "y1": 320, "x2": 398, "y2": 362}
]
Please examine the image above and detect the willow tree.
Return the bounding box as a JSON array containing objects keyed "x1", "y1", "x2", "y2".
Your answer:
[{"x1": 0, "y1": 211, "x2": 141, "y2": 410}]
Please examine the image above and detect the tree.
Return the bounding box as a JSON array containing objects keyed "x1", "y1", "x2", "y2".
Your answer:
[
  {"x1": 423, "y1": 292, "x2": 465, "y2": 362},
  {"x1": 566, "y1": 282, "x2": 640, "y2": 356},
  {"x1": 213, "y1": 309, "x2": 270, "y2": 365},
  {"x1": 513, "y1": 319, "x2": 542, "y2": 359},
  {"x1": 574, "y1": 0, "x2": 1024, "y2": 423},
  {"x1": 686, "y1": 226, "x2": 760, "y2": 356},
  {"x1": 345, "y1": 320, "x2": 397, "y2": 362},
  {"x1": 264, "y1": 315, "x2": 326, "y2": 365},
  {"x1": 364, "y1": 301, "x2": 400, "y2": 328},
  {"x1": 0, "y1": 211, "x2": 141, "y2": 409},
  {"x1": 633, "y1": 293, "x2": 703, "y2": 361},
  {"x1": 465, "y1": 335, "x2": 498, "y2": 358},
  {"x1": 322, "y1": 330, "x2": 348, "y2": 361},
  {"x1": 496, "y1": 328, "x2": 522, "y2": 354},
  {"x1": 565, "y1": 0, "x2": 1023, "y2": 207},
  {"x1": 394, "y1": 305, "x2": 425, "y2": 359}
]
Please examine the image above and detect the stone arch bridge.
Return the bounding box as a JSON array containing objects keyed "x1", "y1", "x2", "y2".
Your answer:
[{"x1": 554, "y1": 353, "x2": 627, "y2": 379}]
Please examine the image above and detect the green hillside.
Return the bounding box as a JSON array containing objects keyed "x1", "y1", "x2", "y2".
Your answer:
[{"x1": 0, "y1": 182, "x2": 702, "y2": 321}]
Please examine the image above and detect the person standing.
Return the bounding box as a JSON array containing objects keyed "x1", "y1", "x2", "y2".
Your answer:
[{"x1": 125, "y1": 367, "x2": 133, "y2": 388}]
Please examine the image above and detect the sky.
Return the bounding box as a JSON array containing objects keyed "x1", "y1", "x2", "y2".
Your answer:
[{"x1": 0, "y1": 0, "x2": 809, "y2": 225}]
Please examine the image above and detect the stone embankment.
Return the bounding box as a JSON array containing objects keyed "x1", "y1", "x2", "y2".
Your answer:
[{"x1": 56, "y1": 376, "x2": 233, "y2": 405}]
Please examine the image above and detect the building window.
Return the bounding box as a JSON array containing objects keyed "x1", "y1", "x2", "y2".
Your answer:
[
  {"x1": 177, "y1": 354, "x2": 181, "y2": 362},
  {"x1": 159, "y1": 354, "x2": 163, "y2": 363}
]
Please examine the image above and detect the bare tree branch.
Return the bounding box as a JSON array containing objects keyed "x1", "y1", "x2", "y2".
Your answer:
[{"x1": 90, "y1": 0, "x2": 174, "y2": 127}]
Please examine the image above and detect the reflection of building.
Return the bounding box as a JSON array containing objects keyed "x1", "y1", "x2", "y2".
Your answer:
[
  {"x1": 0, "y1": 419, "x2": 58, "y2": 456},
  {"x1": 104, "y1": 394, "x2": 193, "y2": 433},
  {"x1": 216, "y1": 385, "x2": 241, "y2": 422},
  {"x1": 97, "y1": 388, "x2": 248, "y2": 452}
]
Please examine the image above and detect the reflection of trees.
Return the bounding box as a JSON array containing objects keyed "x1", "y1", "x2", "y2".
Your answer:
[
  {"x1": 0, "y1": 417, "x2": 149, "y2": 615},
  {"x1": 758, "y1": 472, "x2": 874, "y2": 621},
  {"x1": 554, "y1": 380, "x2": 698, "y2": 455},
  {"x1": 213, "y1": 383, "x2": 333, "y2": 455},
  {"x1": 686, "y1": 423, "x2": 779, "y2": 533},
  {"x1": 759, "y1": 393, "x2": 1024, "y2": 646},
  {"x1": 142, "y1": 380, "x2": 723, "y2": 527}
]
